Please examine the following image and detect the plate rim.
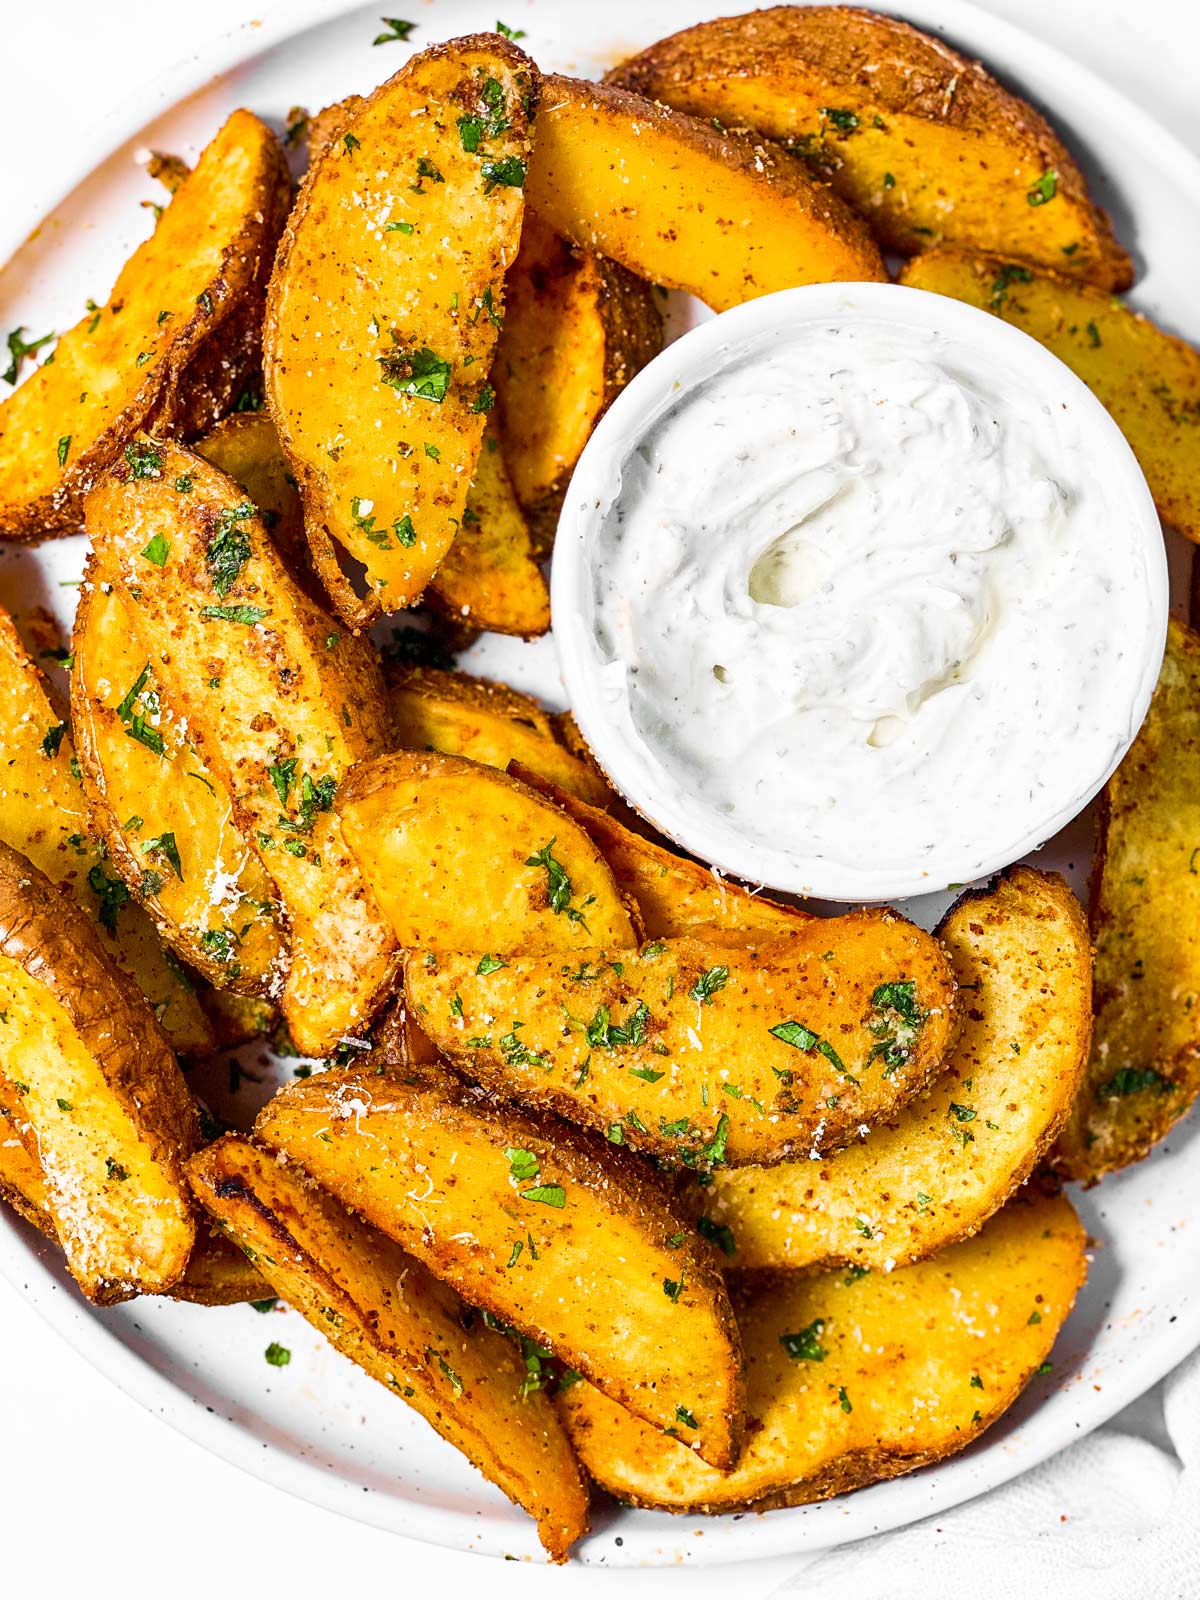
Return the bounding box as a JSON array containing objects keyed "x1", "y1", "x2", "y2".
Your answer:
[{"x1": 4, "y1": 0, "x2": 1200, "y2": 1568}]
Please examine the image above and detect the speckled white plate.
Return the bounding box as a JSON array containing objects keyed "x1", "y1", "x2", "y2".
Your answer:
[{"x1": 2, "y1": 0, "x2": 1200, "y2": 1568}]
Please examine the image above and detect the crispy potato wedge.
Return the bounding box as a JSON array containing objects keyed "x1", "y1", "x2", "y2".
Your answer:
[
  {"x1": 0, "y1": 605, "x2": 213, "y2": 1052},
  {"x1": 512, "y1": 765, "x2": 813, "y2": 945},
  {"x1": 264, "y1": 37, "x2": 540, "y2": 626},
  {"x1": 1058, "y1": 620, "x2": 1200, "y2": 1180},
  {"x1": 426, "y1": 427, "x2": 549, "y2": 637},
  {"x1": 0, "y1": 110, "x2": 289, "y2": 540},
  {"x1": 611, "y1": 7, "x2": 1129, "y2": 290},
  {"x1": 84, "y1": 438, "x2": 397, "y2": 1056},
  {"x1": 190, "y1": 1134, "x2": 589, "y2": 1559},
  {"x1": 524, "y1": 74, "x2": 885, "y2": 313},
  {"x1": 407, "y1": 915, "x2": 960, "y2": 1168},
  {"x1": 337, "y1": 750, "x2": 640, "y2": 952},
  {"x1": 306, "y1": 97, "x2": 364, "y2": 164},
  {"x1": 72, "y1": 577, "x2": 287, "y2": 996},
  {"x1": 388, "y1": 665, "x2": 613, "y2": 807},
  {"x1": 0, "y1": 1107, "x2": 272, "y2": 1306},
  {"x1": 493, "y1": 211, "x2": 663, "y2": 544},
  {"x1": 707, "y1": 869, "x2": 1091, "y2": 1270},
  {"x1": 0, "y1": 843, "x2": 198, "y2": 1302},
  {"x1": 900, "y1": 249, "x2": 1200, "y2": 542},
  {"x1": 255, "y1": 1065, "x2": 743, "y2": 1469},
  {"x1": 559, "y1": 1189, "x2": 1085, "y2": 1511}
]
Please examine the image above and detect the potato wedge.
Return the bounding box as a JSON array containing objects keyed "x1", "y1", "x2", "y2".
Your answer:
[
  {"x1": 0, "y1": 604, "x2": 213, "y2": 1053},
  {"x1": 264, "y1": 37, "x2": 540, "y2": 626},
  {"x1": 255, "y1": 1065, "x2": 743, "y2": 1469},
  {"x1": 0, "y1": 1108, "x2": 272, "y2": 1306},
  {"x1": 189, "y1": 1133, "x2": 589, "y2": 1560},
  {"x1": 84, "y1": 438, "x2": 397, "y2": 1056},
  {"x1": 1057, "y1": 620, "x2": 1200, "y2": 1180},
  {"x1": 611, "y1": 7, "x2": 1129, "y2": 290},
  {"x1": 706, "y1": 869, "x2": 1091, "y2": 1270},
  {"x1": 524, "y1": 74, "x2": 885, "y2": 313},
  {"x1": 388, "y1": 665, "x2": 613, "y2": 807},
  {"x1": 337, "y1": 750, "x2": 640, "y2": 952},
  {"x1": 559, "y1": 1189, "x2": 1085, "y2": 1511},
  {"x1": 511, "y1": 765, "x2": 813, "y2": 945},
  {"x1": 407, "y1": 915, "x2": 960, "y2": 1168},
  {"x1": 0, "y1": 110, "x2": 289, "y2": 540},
  {"x1": 72, "y1": 576, "x2": 287, "y2": 996},
  {"x1": 900, "y1": 248, "x2": 1200, "y2": 542},
  {"x1": 0, "y1": 843, "x2": 198, "y2": 1302},
  {"x1": 426, "y1": 427, "x2": 549, "y2": 637},
  {"x1": 493, "y1": 211, "x2": 662, "y2": 544}
]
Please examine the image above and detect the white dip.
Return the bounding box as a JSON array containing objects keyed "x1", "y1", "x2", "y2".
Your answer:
[{"x1": 581, "y1": 318, "x2": 1162, "y2": 895}]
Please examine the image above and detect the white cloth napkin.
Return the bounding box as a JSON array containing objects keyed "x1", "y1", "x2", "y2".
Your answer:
[{"x1": 772, "y1": 1353, "x2": 1200, "y2": 1599}]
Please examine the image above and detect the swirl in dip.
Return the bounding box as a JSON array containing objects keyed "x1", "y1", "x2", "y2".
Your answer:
[{"x1": 559, "y1": 294, "x2": 1166, "y2": 899}]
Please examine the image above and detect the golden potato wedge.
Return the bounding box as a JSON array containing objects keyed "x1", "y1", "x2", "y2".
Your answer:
[
  {"x1": 0, "y1": 110, "x2": 289, "y2": 540},
  {"x1": 0, "y1": 843, "x2": 198, "y2": 1302},
  {"x1": 84, "y1": 437, "x2": 397, "y2": 1056},
  {"x1": 255, "y1": 1065, "x2": 743, "y2": 1469},
  {"x1": 337, "y1": 750, "x2": 640, "y2": 952},
  {"x1": 0, "y1": 1109, "x2": 272, "y2": 1306},
  {"x1": 611, "y1": 7, "x2": 1129, "y2": 290},
  {"x1": 190, "y1": 1134, "x2": 589, "y2": 1560},
  {"x1": 264, "y1": 37, "x2": 540, "y2": 626},
  {"x1": 511, "y1": 764, "x2": 813, "y2": 945},
  {"x1": 525, "y1": 74, "x2": 885, "y2": 313},
  {"x1": 1058, "y1": 620, "x2": 1200, "y2": 1180},
  {"x1": 900, "y1": 249, "x2": 1200, "y2": 543},
  {"x1": 0, "y1": 604, "x2": 213, "y2": 1053},
  {"x1": 71, "y1": 577, "x2": 287, "y2": 996},
  {"x1": 305, "y1": 97, "x2": 364, "y2": 164},
  {"x1": 493, "y1": 211, "x2": 663, "y2": 544},
  {"x1": 407, "y1": 915, "x2": 960, "y2": 1168},
  {"x1": 707, "y1": 869, "x2": 1091, "y2": 1270},
  {"x1": 388, "y1": 665, "x2": 614, "y2": 807},
  {"x1": 559, "y1": 1189, "x2": 1085, "y2": 1511},
  {"x1": 426, "y1": 427, "x2": 549, "y2": 637}
]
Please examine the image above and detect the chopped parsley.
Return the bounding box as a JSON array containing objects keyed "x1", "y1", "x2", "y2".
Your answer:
[
  {"x1": 584, "y1": 999, "x2": 649, "y2": 1049},
  {"x1": 3, "y1": 326, "x2": 55, "y2": 385},
  {"x1": 780, "y1": 1319, "x2": 826, "y2": 1361},
  {"x1": 689, "y1": 965, "x2": 729, "y2": 1006},
  {"x1": 663, "y1": 1273, "x2": 685, "y2": 1302},
  {"x1": 124, "y1": 439, "x2": 163, "y2": 479},
  {"x1": 126, "y1": 715, "x2": 165, "y2": 757},
  {"x1": 866, "y1": 978, "x2": 925, "y2": 1075},
  {"x1": 1027, "y1": 169, "x2": 1059, "y2": 206},
  {"x1": 696, "y1": 1215, "x2": 736, "y2": 1257},
  {"x1": 480, "y1": 155, "x2": 526, "y2": 193},
  {"x1": 674, "y1": 1405, "x2": 698, "y2": 1429},
  {"x1": 87, "y1": 865, "x2": 131, "y2": 934},
  {"x1": 199, "y1": 604, "x2": 268, "y2": 624},
  {"x1": 838, "y1": 1386, "x2": 853, "y2": 1413},
  {"x1": 476, "y1": 953, "x2": 506, "y2": 975},
  {"x1": 142, "y1": 832, "x2": 183, "y2": 881},
  {"x1": 990, "y1": 262, "x2": 1033, "y2": 310},
  {"x1": 40, "y1": 722, "x2": 67, "y2": 758},
  {"x1": 373, "y1": 17, "x2": 415, "y2": 44},
  {"x1": 141, "y1": 531, "x2": 170, "y2": 566},
  {"x1": 821, "y1": 106, "x2": 859, "y2": 131},
  {"x1": 206, "y1": 500, "x2": 256, "y2": 596},
  {"x1": 378, "y1": 343, "x2": 452, "y2": 403},
  {"x1": 506, "y1": 1147, "x2": 540, "y2": 1183},
  {"x1": 264, "y1": 1342, "x2": 291, "y2": 1368},
  {"x1": 770, "y1": 1020, "x2": 819, "y2": 1051},
  {"x1": 57, "y1": 435, "x2": 71, "y2": 467},
  {"x1": 522, "y1": 1184, "x2": 565, "y2": 1208},
  {"x1": 1096, "y1": 1066, "x2": 1172, "y2": 1100}
]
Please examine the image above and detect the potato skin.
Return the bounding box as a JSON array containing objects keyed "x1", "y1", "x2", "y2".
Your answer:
[
  {"x1": 525, "y1": 73, "x2": 886, "y2": 312},
  {"x1": 707, "y1": 868, "x2": 1092, "y2": 1269},
  {"x1": 0, "y1": 110, "x2": 289, "y2": 540},
  {"x1": 559, "y1": 1190, "x2": 1085, "y2": 1512},
  {"x1": 189, "y1": 1134, "x2": 589, "y2": 1560},
  {"x1": 407, "y1": 915, "x2": 960, "y2": 1168},
  {"x1": 264, "y1": 37, "x2": 539, "y2": 626},
  {"x1": 901, "y1": 248, "x2": 1200, "y2": 543},
  {"x1": 1057, "y1": 620, "x2": 1200, "y2": 1180},
  {"x1": 0, "y1": 842, "x2": 198, "y2": 1301},
  {"x1": 255, "y1": 1065, "x2": 744, "y2": 1470},
  {"x1": 611, "y1": 6, "x2": 1130, "y2": 290}
]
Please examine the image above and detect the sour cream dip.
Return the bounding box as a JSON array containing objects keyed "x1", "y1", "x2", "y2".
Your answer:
[{"x1": 553, "y1": 285, "x2": 1167, "y2": 901}]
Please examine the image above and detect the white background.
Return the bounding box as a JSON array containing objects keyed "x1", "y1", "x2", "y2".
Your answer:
[{"x1": 2, "y1": 2, "x2": 1198, "y2": 1595}]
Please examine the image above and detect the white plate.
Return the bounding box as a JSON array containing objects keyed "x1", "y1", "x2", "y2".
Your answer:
[{"x1": 2, "y1": 0, "x2": 1200, "y2": 1569}]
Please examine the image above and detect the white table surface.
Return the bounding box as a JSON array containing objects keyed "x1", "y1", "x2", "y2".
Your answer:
[{"x1": 3, "y1": 2, "x2": 1198, "y2": 1595}]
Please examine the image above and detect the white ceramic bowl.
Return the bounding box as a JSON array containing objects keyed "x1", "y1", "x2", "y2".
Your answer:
[{"x1": 551, "y1": 281, "x2": 1169, "y2": 902}]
